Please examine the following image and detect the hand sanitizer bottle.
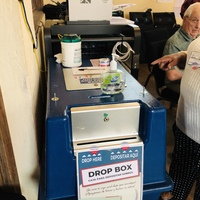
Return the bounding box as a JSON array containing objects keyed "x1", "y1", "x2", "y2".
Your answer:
[{"x1": 101, "y1": 54, "x2": 125, "y2": 94}]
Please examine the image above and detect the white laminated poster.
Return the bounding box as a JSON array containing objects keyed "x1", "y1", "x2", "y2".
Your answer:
[{"x1": 76, "y1": 142, "x2": 143, "y2": 200}]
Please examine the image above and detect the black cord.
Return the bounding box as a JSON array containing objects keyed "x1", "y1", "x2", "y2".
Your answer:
[{"x1": 19, "y1": 0, "x2": 37, "y2": 49}]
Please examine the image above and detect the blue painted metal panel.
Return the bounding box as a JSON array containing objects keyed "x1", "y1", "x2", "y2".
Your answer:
[{"x1": 39, "y1": 58, "x2": 173, "y2": 200}]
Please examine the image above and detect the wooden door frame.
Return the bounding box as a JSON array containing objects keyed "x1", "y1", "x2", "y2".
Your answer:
[{"x1": 0, "y1": 87, "x2": 21, "y2": 193}]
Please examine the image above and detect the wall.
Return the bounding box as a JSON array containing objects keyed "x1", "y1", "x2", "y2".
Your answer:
[
  {"x1": 0, "y1": 0, "x2": 45, "y2": 199},
  {"x1": 44, "y1": 0, "x2": 183, "y2": 24},
  {"x1": 113, "y1": 0, "x2": 183, "y2": 25}
]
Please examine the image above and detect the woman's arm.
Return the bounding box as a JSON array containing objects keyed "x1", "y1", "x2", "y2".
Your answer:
[{"x1": 151, "y1": 51, "x2": 187, "y2": 71}]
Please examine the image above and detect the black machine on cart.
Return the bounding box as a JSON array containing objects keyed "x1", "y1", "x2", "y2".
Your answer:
[{"x1": 44, "y1": 19, "x2": 141, "y2": 80}]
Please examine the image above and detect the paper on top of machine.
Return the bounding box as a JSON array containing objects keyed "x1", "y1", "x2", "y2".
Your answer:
[{"x1": 112, "y1": 3, "x2": 136, "y2": 11}]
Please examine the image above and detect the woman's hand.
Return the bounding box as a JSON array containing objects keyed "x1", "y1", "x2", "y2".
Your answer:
[{"x1": 151, "y1": 51, "x2": 187, "y2": 71}]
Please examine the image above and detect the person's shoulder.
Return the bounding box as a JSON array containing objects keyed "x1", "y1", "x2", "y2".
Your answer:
[
  {"x1": 169, "y1": 28, "x2": 188, "y2": 42},
  {"x1": 190, "y1": 35, "x2": 200, "y2": 47},
  {"x1": 166, "y1": 30, "x2": 181, "y2": 43},
  {"x1": 163, "y1": 29, "x2": 185, "y2": 54},
  {"x1": 186, "y1": 37, "x2": 200, "y2": 58}
]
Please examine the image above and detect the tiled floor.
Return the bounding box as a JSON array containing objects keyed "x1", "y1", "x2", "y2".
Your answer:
[{"x1": 138, "y1": 63, "x2": 194, "y2": 200}]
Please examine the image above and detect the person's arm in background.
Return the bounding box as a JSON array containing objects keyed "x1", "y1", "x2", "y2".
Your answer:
[
  {"x1": 166, "y1": 66, "x2": 183, "y2": 81},
  {"x1": 163, "y1": 39, "x2": 184, "y2": 81}
]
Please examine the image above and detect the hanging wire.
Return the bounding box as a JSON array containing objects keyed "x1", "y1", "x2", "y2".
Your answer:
[
  {"x1": 19, "y1": 0, "x2": 37, "y2": 49},
  {"x1": 19, "y1": 0, "x2": 46, "y2": 73},
  {"x1": 112, "y1": 42, "x2": 135, "y2": 62}
]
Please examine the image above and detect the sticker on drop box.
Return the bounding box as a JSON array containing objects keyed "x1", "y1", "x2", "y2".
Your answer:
[
  {"x1": 76, "y1": 145, "x2": 143, "y2": 200},
  {"x1": 79, "y1": 77, "x2": 102, "y2": 84}
]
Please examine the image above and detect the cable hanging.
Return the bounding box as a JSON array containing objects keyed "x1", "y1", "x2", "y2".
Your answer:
[
  {"x1": 112, "y1": 41, "x2": 135, "y2": 62},
  {"x1": 19, "y1": 0, "x2": 37, "y2": 49}
]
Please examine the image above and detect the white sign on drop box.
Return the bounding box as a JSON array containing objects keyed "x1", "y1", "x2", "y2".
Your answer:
[{"x1": 76, "y1": 143, "x2": 143, "y2": 200}]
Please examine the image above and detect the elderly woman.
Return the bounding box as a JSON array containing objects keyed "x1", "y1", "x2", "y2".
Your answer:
[{"x1": 152, "y1": 22, "x2": 200, "y2": 200}]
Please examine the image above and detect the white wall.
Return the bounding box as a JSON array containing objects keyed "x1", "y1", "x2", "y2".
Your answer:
[{"x1": 0, "y1": 0, "x2": 45, "y2": 199}]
